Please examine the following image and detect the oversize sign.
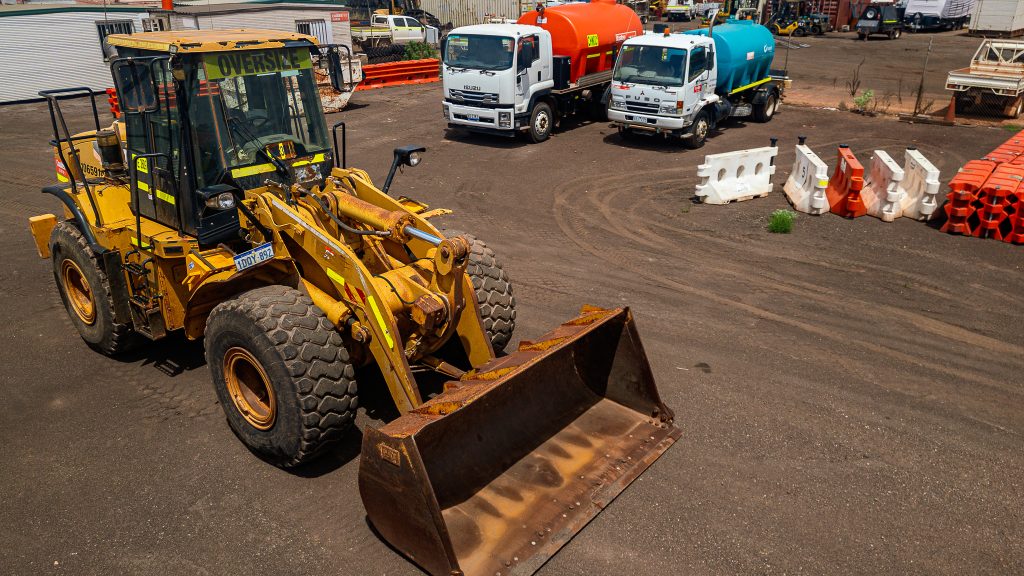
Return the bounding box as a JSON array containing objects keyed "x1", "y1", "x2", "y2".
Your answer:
[{"x1": 203, "y1": 48, "x2": 312, "y2": 80}]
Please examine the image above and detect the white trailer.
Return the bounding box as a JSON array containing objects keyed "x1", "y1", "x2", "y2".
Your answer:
[
  {"x1": 903, "y1": 0, "x2": 974, "y2": 31},
  {"x1": 970, "y1": 0, "x2": 1024, "y2": 38}
]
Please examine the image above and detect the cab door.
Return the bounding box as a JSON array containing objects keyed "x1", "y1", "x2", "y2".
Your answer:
[
  {"x1": 515, "y1": 34, "x2": 541, "y2": 103},
  {"x1": 684, "y1": 45, "x2": 714, "y2": 112}
]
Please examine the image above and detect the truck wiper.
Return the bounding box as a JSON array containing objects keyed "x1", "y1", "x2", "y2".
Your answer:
[{"x1": 227, "y1": 117, "x2": 291, "y2": 180}]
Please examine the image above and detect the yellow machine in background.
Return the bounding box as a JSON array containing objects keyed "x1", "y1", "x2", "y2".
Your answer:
[{"x1": 28, "y1": 29, "x2": 679, "y2": 576}]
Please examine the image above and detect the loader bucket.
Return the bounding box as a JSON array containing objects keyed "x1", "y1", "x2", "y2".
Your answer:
[{"x1": 359, "y1": 306, "x2": 681, "y2": 576}]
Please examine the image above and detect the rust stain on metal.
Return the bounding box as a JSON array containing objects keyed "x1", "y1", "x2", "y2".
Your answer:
[{"x1": 517, "y1": 336, "x2": 569, "y2": 352}]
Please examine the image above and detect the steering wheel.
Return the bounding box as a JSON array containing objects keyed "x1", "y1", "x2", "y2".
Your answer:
[{"x1": 246, "y1": 108, "x2": 271, "y2": 129}]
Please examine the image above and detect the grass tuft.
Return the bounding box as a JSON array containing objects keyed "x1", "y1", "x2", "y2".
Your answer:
[{"x1": 768, "y1": 209, "x2": 796, "y2": 234}]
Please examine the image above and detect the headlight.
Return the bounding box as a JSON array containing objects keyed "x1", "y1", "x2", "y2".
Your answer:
[
  {"x1": 660, "y1": 104, "x2": 677, "y2": 114},
  {"x1": 610, "y1": 98, "x2": 625, "y2": 111},
  {"x1": 498, "y1": 111, "x2": 512, "y2": 128},
  {"x1": 205, "y1": 192, "x2": 235, "y2": 210},
  {"x1": 443, "y1": 104, "x2": 449, "y2": 119},
  {"x1": 408, "y1": 152, "x2": 422, "y2": 167}
]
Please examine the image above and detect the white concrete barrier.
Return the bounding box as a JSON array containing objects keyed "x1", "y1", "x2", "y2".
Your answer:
[
  {"x1": 695, "y1": 145, "x2": 778, "y2": 205},
  {"x1": 862, "y1": 150, "x2": 906, "y2": 222},
  {"x1": 898, "y1": 148, "x2": 941, "y2": 221},
  {"x1": 783, "y1": 143, "x2": 829, "y2": 215}
]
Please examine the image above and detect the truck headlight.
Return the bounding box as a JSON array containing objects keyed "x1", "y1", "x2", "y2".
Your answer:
[
  {"x1": 443, "y1": 104, "x2": 450, "y2": 119},
  {"x1": 660, "y1": 103, "x2": 678, "y2": 114},
  {"x1": 499, "y1": 111, "x2": 512, "y2": 128},
  {"x1": 610, "y1": 98, "x2": 625, "y2": 111}
]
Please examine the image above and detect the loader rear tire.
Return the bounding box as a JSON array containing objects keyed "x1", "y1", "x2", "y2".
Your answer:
[
  {"x1": 50, "y1": 221, "x2": 136, "y2": 355},
  {"x1": 453, "y1": 233, "x2": 516, "y2": 352},
  {"x1": 205, "y1": 285, "x2": 357, "y2": 468}
]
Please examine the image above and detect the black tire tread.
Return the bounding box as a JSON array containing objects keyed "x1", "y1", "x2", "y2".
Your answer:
[
  {"x1": 454, "y1": 233, "x2": 516, "y2": 352},
  {"x1": 206, "y1": 285, "x2": 357, "y2": 468},
  {"x1": 50, "y1": 221, "x2": 135, "y2": 355}
]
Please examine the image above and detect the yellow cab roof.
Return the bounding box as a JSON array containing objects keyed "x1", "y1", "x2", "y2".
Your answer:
[{"x1": 106, "y1": 29, "x2": 317, "y2": 53}]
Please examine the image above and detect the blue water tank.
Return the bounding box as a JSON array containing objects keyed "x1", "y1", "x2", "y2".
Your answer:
[{"x1": 684, "y1": 20, "x2": 775, "y2": 96}]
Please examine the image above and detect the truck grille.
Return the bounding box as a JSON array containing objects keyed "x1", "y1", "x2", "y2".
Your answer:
[
  {"x1": 625, "y1": 102, "x2": 660, "y2": 114},
  {"x1": 448, "y1": 89, "x2": 500, "y2": 106}
]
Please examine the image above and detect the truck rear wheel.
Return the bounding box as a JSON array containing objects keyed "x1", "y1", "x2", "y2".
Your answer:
[
  {"x1": 528, "y1": 102, "x2": 553, "y2": 143},
  {"x1": 205, "y1": 285, "x2": 357, "y2": 468},
  {"x1": 753, "y1": 91, "x2": 779, "y2": 123},
  {"x1": 50, "y1": 221, "x2": 135, "y2": 355}
]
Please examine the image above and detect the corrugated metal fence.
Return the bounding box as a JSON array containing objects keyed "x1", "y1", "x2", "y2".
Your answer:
[{"x1": 417, "y1": 0, "x2": 523, "y2": 28}]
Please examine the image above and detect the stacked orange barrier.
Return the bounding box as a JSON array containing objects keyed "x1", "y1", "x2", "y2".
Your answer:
[
  {"x1": 1006, "y1": 199, "x2": 1024, "y2": 244},
  {"x1": 106, "y1": 88, "x2": 120, "y2": 118},
  {"x1": 825, "y1": 146, "x2": 867, "y2": 218},
  {"x1": 356, "y1": 59, "x2": 440, "y2": 91},
  {"x1": 941, "y1": 160, "x2": 996, "y2": 235}
]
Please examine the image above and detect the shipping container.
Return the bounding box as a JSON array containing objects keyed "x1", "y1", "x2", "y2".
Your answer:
[
  {"x1": 416, "y1": 0, "x2": 523, "y2": 29},
  {"x1": 971, "y1": 0, "x2": 1024, "y2": 37}
]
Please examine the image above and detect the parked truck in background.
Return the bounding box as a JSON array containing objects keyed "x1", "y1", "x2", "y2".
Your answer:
[
  {"x1": 903, "y1": 0, "x2": 974, "y2": 32},
  {"x1": 441, "y1": 0, "x2": 643, "y2": 142},
  {"x1": 947, "y1": 38, "x2": 1024, "y2": 118},
  {"x1": 607, "y1": 19, "x2": 787, "y2": 148},
  {"x1": 665, "y1": 0, "x2": 696, "y2": 21},
  {"x1": 352, "y1": 13, "x2": 439, "y2": 60}
]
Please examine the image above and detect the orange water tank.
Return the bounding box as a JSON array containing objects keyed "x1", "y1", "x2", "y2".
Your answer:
[{"x1": 518, "y1": 0, "x2": 643, "y2": 84}]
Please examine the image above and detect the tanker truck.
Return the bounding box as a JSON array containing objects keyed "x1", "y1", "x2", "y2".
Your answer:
[
  {"x1": 607, "y1": 19, "x2": 788, "y2": 148},
  {"x1": 441, "y1": 0, "x2": 643, "y2": 143}
]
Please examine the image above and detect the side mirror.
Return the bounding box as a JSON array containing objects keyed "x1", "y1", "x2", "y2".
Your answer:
[
  {"x1": 324, "y1": 45, "x2": 354, "y2": 93},
  {"x1": 382, "y1": 145, "x2": 426, "y2": 196},
  {"x1": 112, "y1": 59, "x2": 160, "y2": 114}
]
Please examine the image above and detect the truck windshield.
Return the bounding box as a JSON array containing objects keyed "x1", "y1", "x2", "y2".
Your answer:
[
  {"x1": 613, "y1": 45, "x2": 688, "y2": 87},
  {"x1": 444, "y1": 34, "x2": 514, "y2": 71},
  {"x1": 188, "y1": 47, "x2": 330, "y2": 187}
]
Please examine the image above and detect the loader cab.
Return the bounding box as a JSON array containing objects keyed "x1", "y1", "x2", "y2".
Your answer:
[{"x1": 108, "y1": 32, "x2": 338, "y2": 247}]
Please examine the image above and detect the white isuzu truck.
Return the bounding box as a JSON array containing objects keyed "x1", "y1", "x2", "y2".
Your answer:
[
  {"x1": 441, "y1": 0, "x2": 643, "y2": 142},
  {"x1": 607, "y1": 19, "x2": 787, "y2": 148}
]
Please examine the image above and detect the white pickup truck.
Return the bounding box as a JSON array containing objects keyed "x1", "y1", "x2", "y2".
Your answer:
[
  {"x1": 352, "y1": 14, "x2": 439, "y2": 53},
  {"x1": 947, "y1": 39, "x2": 1024, "y2": 118}
]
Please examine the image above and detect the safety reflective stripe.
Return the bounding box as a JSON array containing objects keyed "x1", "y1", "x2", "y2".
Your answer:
[
  {"x1": 137, "y1": 180, "x2": 150, "y2": 192},
  {"x1": 729, "y1": 77, "x2": 772, "y2": 95},
  {"x1": 130, "y1": 236, "x2": 151, "y2": 249},
  {"x1": 367, "y1": 295, "x2": 395, "y2": 349},
  {"x1": 156, "y1": 190, "x2": 175, "y2": 205},
  {"x1": 292, "y1": 153, "x2": 327, "y2": 167},
  {"x1": 231, "y1": 163, "x2": 276, "y2": 178},
  {"x1": 586, "y1": 53, "x2": 601, "y2": 59},
  {"x1": 326, "y1": 268, "x2": 346, "y2": 286}
]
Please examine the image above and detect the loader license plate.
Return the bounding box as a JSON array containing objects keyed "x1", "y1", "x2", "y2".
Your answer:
[{"x1": 234, "y1": 243, "x2": 274, "y2": 272}]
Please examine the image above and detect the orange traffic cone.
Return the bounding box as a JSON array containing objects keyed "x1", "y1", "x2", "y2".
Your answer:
[{"x1": 944, "y1": 95, "x2": 956, "y2": 123}]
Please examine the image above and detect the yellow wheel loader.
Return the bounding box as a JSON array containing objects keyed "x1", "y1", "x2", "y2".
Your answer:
[{"x1": 27, "y1": 29, "x2": 680, "y2": 576}]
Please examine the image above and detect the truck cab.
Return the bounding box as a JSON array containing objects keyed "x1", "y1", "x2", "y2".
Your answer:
[
  {"x1": 665, "y1": 0, "x2": 695, "y2": 22},
  {"x1": 608, "y1": 34, "x2": 718, "y2": 145},
  {"x1": 442, "y1": 24, "x2": 555, "y2": 139}
]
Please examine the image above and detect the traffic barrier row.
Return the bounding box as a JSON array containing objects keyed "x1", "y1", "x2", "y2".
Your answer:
[
  {"x1": 356, "y1": 58, "x2": 440, "y2": 91},
  {"x1": 938, "y1": 129, "x2": 1024, "y2": 244},
  {"x1": 695, "y1": 140, "x2": 778, "y2": 204},
  {"x1": 784, "y1": 139, "x2": 941, "y2": 224}
]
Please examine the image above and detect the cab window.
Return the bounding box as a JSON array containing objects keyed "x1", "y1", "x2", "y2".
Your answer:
[{"x1": 688, "y1": 47, "x2": 707, "y2": 82}]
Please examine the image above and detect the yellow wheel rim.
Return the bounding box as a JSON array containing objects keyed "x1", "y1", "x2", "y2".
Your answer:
[
  {"x1": 224, "y1": 347, "x2": 277, "y2": 430},
  {"x1": 61, "y1": 259, "x2": 96, "y2": 325}
]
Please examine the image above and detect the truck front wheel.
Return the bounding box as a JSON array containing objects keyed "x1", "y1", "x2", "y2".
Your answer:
[
  {"x1": 753, "y1": 91, "x2": 779, "y2": 123},
  {"x1": 685, "y1": 111, "x2": 711, "y2": 149},
  {"x1": 528, "y1": 102, "x2": 554, "y2": 143}
]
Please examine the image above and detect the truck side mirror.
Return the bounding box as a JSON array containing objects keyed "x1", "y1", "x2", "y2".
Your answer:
[{"x1": 323, "y1": 45, "x2": 354, "y2": 93}]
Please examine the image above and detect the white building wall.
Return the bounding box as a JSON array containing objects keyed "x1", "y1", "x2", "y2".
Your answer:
[
  {"x1": 187, "y1": 8, "x2": 352, "y2": 48},
  {"x1": 417, "y1": 0, "x2": 522, "y2": 28},
  {"x1": 0, "y1": 11, "x2": 148, "y2": 103}
]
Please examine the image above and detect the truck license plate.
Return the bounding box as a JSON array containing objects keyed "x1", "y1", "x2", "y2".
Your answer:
[
  {"x1": 234, "y1": 243, "x2": 274, "y2": 272},
  {"x1": 467, "y1": 114, "x2": 480, "y2": 122}
]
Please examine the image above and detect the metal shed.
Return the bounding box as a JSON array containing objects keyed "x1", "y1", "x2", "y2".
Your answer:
[
  {"x1": 971, "y1": 0, "x2": 1024, "y2": 37},
  {"x1": 0, "y1": 4, "x2": 151, "y2": 103},
  {"x1": 415, "y1": 0, "x2": 525, "y2": 28},
  {"x1": 163, "y1": 2, "x2": 353, "y2": 48}
]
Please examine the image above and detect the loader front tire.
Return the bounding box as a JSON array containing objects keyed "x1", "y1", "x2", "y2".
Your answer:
[
  {"x1": 205, "y1": 285, "x2": 357, "y2": 468},
  {"x1": 50, "y1": 221, "x2": 135, "y2": 355},
  {"x1": 455, "y1": 234, "x2": 516, "y2": 352}
]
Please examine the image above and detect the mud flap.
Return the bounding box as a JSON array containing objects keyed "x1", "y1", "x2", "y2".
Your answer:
[{"x1": 359, "y1": 306, "x2": 680, "y2": 576}]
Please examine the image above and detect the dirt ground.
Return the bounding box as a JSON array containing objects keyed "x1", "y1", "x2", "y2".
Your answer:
[
  {"x1": 1, "y1": 83, "x2": 1022, "y2": 576},
  {"x1": 664, "y1": 20, "x2": 999, "y2": 119}
]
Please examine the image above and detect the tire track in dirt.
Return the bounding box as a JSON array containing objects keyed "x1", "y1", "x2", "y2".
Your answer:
[{"x1": 551, "y1": 153, "x2": 1023, "y2": 394}]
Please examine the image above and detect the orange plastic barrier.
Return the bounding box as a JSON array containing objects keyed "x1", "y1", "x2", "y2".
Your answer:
[
  {"x1": 106, "y1": 88, "x2": 120, "y2": 118},
  {"x1": 356, "y1": 58, "x2": 440, "y2": 91},
  {"x1": 825, "y1": 146, "x2": 867, "y2": 218},
  {"x1": 941, "y1": 189, "x2": 975, "y2": 235},
  {"x1": 972, "y1": 187, "x2": 1012, "y2": 240},
  {"x1": 1005, "y1": 199, "x2": 1024, "y2": 244},
  {"x1": 948, "y1": 159, "x2": 997, "y2": 197}
]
